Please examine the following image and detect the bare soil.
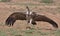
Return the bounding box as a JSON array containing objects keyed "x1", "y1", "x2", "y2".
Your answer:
[{"x1": 0, "y1": 0, "x2": 60, "y2": 36}]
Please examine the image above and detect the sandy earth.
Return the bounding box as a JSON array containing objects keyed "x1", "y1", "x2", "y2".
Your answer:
[{"x1": 0, "y1": 0, "x2": 60, "y2": 32}]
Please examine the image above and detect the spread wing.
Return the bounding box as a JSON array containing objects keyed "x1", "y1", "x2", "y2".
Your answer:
[
  {"x1": 5, "y1": 12, "x2": 26, "y2": 26},
  {"x1": 34, "y1": 14, "x2": 58, "y2": 28}
]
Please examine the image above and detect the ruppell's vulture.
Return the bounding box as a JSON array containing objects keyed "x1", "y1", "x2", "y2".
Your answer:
[{"x1": 5, "y1": 6, "x2": 58, "y2": 28}]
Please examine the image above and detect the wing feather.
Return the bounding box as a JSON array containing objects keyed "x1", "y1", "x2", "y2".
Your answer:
[
  {"x1": 34, "y1": 14, "x2": 58, "y2": 28},
  {"x1": 5, "y1": 12, "x2": 26, "y2": 26}
]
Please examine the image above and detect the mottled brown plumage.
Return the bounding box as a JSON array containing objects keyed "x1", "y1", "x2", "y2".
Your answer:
[
  {"x1": 5, "y1": 12, "x2": 58, "y2": 28},
  {"x1": 5, "y1": 6, "x2": 58, "y2": 28}
]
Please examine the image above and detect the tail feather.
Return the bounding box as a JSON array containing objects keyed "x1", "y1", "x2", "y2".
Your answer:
[
  {"x1": 31, "y1": 20, "x2": 36, "y2": 25},
  {"x1": 31, "y1": 21, "x2": 36, "y2": 25}
]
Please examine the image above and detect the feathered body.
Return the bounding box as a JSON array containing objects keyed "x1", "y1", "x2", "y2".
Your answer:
[
  {"x1": 5, "y1": 6, "x2": 58, "y2": 28},
  {"x1": 5, "y1": 12, "x2": 58, "y2": 28}
]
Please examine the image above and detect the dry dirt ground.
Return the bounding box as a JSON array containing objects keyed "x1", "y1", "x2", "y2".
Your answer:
[{"x1": 0, "y1": 0, "x2": 60, "y2": 36}]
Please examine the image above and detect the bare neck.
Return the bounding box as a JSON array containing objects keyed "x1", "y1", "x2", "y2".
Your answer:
[{"x1": 26, "y1": 6, "x2": 30, "y2": 13}]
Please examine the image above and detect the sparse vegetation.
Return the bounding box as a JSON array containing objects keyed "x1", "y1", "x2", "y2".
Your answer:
[
  {"x1": 0, "y1": 30, "x2": 7, "y2": 36},
  {"x1": 41, "y1": 0, "x2": 53, "y2": 4},
  {"x1": 0, "y1": 0, "x2": 60, "y2": 36},
  {"x1": 54, "y1": 30, "x2": 60, "y2": 36},
  {"x1": 0, "y1": 0, "x2": 11, "y2": 2}
]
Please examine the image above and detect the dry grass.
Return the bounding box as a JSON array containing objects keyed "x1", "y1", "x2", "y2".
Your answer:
[{"x1": 0, "y1": 0, "x2": 60, "y2": 36}]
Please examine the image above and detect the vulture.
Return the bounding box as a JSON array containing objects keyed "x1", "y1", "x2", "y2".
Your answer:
[{"x1": 5, "y1": 6, "x2": 58, "y2": 28}]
